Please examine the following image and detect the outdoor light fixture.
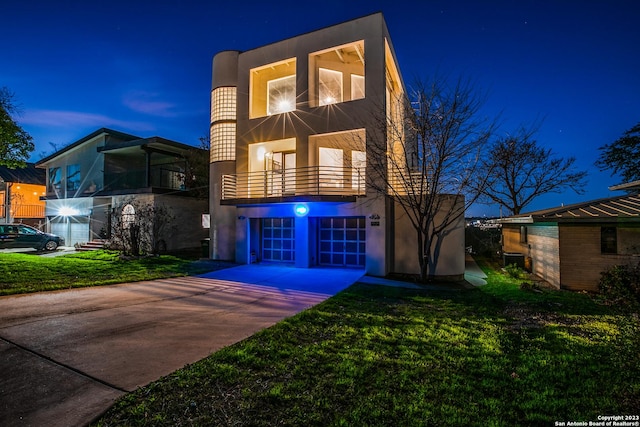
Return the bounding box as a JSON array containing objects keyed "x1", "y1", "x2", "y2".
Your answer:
[
  {"x1": 294, "y1": 204, "x2": 309, "y2": 217},
  {"x1": 58, "y1": 206, "x2": 78, "y2": 216}
]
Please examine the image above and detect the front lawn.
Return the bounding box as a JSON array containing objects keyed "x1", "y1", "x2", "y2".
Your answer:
[
  {"x1": 0, "y1": 250, "x2": 231, "y2": 296},
  {"x1": 95, "y1": 260, "x2": 640, "y2": 426}
]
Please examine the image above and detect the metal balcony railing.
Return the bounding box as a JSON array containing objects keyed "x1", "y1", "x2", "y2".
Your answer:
[{"x1": 221, "y1": 166, "x2": 365, "y2": 201}]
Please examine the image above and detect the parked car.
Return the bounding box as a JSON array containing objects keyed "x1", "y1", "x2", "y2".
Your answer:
[{"x1": 0, "y1": 224, "x2": 65, "y2": 251}]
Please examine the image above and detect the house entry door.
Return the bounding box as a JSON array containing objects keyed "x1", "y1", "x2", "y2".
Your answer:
[{"x1": 266, "y1": 151, "x2": 296, "y2": 196}]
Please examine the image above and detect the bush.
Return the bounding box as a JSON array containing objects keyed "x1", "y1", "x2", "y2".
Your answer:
[
  {"x1": 598, "y1": 262, "x2": 640, "y2": 306},
  {"x1": 505, "y1": 263, "x2": 526, "y2": 279}
]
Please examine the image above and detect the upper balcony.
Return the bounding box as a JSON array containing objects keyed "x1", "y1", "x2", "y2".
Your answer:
[{"x1": 221, "y1": 165, "x2": 365, "y2": 205}]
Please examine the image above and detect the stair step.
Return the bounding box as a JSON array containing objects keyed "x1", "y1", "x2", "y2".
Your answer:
[{"x1": 76, "y1": 239, "x2": 107, "y2": 251}]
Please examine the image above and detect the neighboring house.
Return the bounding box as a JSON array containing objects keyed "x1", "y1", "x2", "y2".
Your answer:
[
  {"x1": 35, "y1": 128, "x2": 208, "y2": 249},
  {"x1": 0, "y1": 163, "x2": 46, "y2": 226},
  {"x1": 500, "y1": 186, "x2": 640, "y2": 292},
  {"x1": 208, "y1": 13, "x2": 464, "y2": 278}
]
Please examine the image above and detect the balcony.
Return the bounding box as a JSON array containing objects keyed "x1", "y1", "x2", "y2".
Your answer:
[
  {"x1": 221, "y1": 166, "x2": 365, "y2": 204},
  {"x1": 103, "y1": 167, "x2": 185, "y2": 193},
  {"x1": 0, "y1": 204, "x2": 45, "y2": 220}
]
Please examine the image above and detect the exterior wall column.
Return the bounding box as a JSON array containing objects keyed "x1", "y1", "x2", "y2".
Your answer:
[{"x1": 209, "y1": 50, "x2": 240, "y2": 260}]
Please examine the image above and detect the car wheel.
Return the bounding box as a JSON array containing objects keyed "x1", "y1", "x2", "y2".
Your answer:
[{"x1": 44, "y1": 240, "x2": 58, "y2": 251}]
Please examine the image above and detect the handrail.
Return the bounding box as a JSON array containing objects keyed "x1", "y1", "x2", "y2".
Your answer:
[
  {"x1": 221, "y1": 166, "x2": 365, "y2": 200},
  {"x1": 0, "y1": 204, "x2": 45, "y2": 218}
]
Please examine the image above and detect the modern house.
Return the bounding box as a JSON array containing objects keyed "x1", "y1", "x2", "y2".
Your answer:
[
  {"x1": 36, "y1": 128, "x2": 208, "y2": 249},
  {"x1": 208, "y1": 13, "x2": 465, "y2": 278},
  {"x1": 0, "y1": 163, "x2": 46, "y2": 226},
  {"x1": 500, "y1": 185, "x2": 640, "y2": 291}
]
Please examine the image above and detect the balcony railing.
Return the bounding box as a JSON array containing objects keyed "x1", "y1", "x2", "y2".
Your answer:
[
  {"x1": 222, "y1": 166, "x2": 365, "y2": 201},
  {"x1": 102, "y1": 168, "x2": 185, "y2": 192},
  {"x1": 0, "y1": 204, "x2": 45, "y2": 219}
]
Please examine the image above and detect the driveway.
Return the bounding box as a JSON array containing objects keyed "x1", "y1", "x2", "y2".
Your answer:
[{"x1": 0, "y1": 265, "x2": 364, "y2": 427}]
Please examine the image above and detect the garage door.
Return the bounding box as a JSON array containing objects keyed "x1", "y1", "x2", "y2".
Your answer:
[
  {"x1": 262, "y1": 218, "x2": 295, "y2": 262},
  {"x1": 49, "y1": 217, "x2": 89, "y2": 247},
  {"x1": 319, "y1": 217, "x2": 365, "y2": 267}
]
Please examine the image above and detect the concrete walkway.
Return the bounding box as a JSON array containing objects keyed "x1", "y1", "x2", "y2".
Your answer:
[{"x1": 464, "y1": 254, "x2": 488, "y2": 286}]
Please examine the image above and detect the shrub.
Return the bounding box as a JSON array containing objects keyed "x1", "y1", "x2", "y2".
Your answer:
[
  {"x1": 598, "y1": 262, "x2": 640, "y2": 306},
  {"x1": 505, "y1": 263, "x2": 526, "y2": 279}
]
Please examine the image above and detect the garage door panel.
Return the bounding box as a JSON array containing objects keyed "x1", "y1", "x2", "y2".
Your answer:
[
  {"x1": 262, "y1": 218, "x2": 295, "y2": 263},
  {"x1": 318, "y1": 216, "x2": 365, "y2": 267}
]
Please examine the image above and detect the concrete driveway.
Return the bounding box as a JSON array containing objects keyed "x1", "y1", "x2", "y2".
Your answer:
[{"x1": 0, "y1": 265, "x2": 363, "y2": 427}]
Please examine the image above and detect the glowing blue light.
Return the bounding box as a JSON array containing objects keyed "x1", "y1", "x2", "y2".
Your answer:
[{"x1": 294, "y1": 204, "x2": 309, "y2": 217}]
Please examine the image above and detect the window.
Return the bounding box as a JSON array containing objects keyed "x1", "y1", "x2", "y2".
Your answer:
[
  {"x1": 210, "y1": 86, "x2": 236, "y2": 122},
  {"x1": 210, "y1": 123, "x2": 236, "y2": 162},
  {"x1": 122, "y1": 204, "x2": 135, "y2": 229},
  {"x1": 210, "y1": 86, "x2": 237, "y2": 162},
  {"x1": 18, "y1": 225, "x2": 37, "y2": 235},
  {"x1": 309, "y1": 41, "x2": 365, "y2": 107},
  {"x1": 49, "y1": 167, "x2": 61, "y2": 192},
  {"x1": 351, "y1": 74, "x2": 365, "y2": 100},
  {"x1": 319, "y1": 68, "x2": 343, "y2": 105},
  {"x1": 250, "y1": 58, "x2": 296, "y2": 118},
  {"x1": 66, "y1": 164, "x2": 81, "y2": 192},
  {"x1": 319, "y1": 147, "x2": 343, "y2": 188},
  {"x1": 267, "y1": 75, "x2": 296, "y2": 115},
  {"x1": 352, "y1": 150, "x2": 366, "y2": 192},
  {"x1": 601, "y1": 227, "x2": 617, "y2": 254},
  {"x1": 519, "y1": 226, "x2": 528, "y2": 244}
]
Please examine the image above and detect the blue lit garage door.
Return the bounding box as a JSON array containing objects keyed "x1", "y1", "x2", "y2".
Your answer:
[
  {"x1": 262, "y1": 218, "x2": 295, "y2": 262},
  {"x1": 319, "y1": 217, "x2": 366, "y2": 267}
]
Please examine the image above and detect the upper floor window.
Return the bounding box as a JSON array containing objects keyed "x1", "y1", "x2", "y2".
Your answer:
[
  {"x1": 210, "y1": 86, "x2": 236, "y2": 123},
  {"x1": 319, "y1": 68, "x2": 343, "y2": 106},
  {"x1": 66, "y1": 164, "x2": 81, "y2": 192},
  {"x1": 351, "y1": 74, "x2": 365, "y2": 100},
  {"x1": 48, "y1": 167, "x2": 62, "y2": 192},
  {"x1": 309, "y1": 41, "x2": 365, "y2": 108},
  {"x1": 210, "y1": 86, "x2": 237, "y2": 162},
  {"x1": 250, "y1": 58, "x2": 296, "y2": 118},
  {"x1": 268, "y1": 75, "x2": 296, "y2": 115}
]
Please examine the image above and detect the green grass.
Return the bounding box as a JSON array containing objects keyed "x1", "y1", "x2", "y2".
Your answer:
[
  {"x1": 0, "y1": 250, "x2": 228, "y2": 295},
  {"x1": 95, "y1": 259, "x2": 640, "y2": 426}
]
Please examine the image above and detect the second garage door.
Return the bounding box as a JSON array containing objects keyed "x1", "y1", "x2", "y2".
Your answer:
[{"x1": 318, "y1": 217, "x2": 365, "y2": 267}]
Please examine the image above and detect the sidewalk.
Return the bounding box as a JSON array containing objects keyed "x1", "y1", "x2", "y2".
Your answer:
[{"x1": 464, "y1": 254, "x2": 487, "y2": 286}]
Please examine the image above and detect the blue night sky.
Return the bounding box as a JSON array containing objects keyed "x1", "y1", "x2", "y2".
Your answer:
[{"x1": 2, "y1": 0, "x2": 639, "y2": 216}]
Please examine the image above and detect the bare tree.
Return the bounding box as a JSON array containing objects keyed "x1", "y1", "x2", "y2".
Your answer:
[
  {"x1": 368, "y1": 77, "x2": 496, "y2": 281},
  {"x1": 109, "y1": 198, "x2": 176, "y2": 256},
  {"x1": 480, "y1": 125, "x2": 588, "y2": 215}
]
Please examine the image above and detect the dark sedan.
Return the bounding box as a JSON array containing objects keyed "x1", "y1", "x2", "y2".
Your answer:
[{"x1": 0, "y1": 224, "x2": 65, "y2": 251}]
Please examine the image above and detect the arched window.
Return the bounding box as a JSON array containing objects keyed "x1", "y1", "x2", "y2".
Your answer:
[{"x1": 122, "y1": 204, "x2": 135, "y2": 229}]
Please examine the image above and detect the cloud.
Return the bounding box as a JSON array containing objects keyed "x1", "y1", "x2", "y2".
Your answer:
[
  {"x1": 21, "y1": 109, "x2": 156, "y2": 132},
  {"x1": 122, "y1": 91, "x2": 178, "y2": 117}
]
